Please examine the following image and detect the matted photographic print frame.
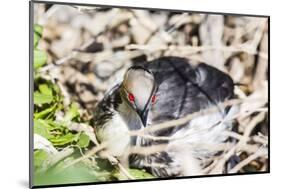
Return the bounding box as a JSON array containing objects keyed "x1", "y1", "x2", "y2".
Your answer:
[{"x1": 29, "y1": 0, "x2": 270, "y2": 188}]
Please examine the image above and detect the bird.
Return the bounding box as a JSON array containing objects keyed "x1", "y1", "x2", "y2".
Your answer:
[{"x1": 91, "y1": 56, "x2": 236, "y2": 177}]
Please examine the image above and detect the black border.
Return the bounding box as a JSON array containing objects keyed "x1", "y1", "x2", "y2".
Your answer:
[
  {"x1": 29, "y1": 1, "x2": 34, "y2": 189},
  {"x1": 29, "y1": 0, "x2": 270, "y2": 188}
]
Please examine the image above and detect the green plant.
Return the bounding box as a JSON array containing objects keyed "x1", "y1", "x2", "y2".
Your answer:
[{"x1": 32, "y1": 24, "x2": 154, "y2": 186}]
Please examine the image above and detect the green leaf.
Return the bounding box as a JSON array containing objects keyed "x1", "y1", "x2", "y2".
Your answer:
[
  {"x1": 34, "y1": 159, "x2": 101, "y2": 186},
  {"x1": 34, "y1": 150, "x2": 49, "y2": 171},
  {"x1": 34, "y1": 119, "x2": 51, "y2": 139},
  {"x1": 34, "y1": 24, "x2": 43, "y2": 36},
  {"x1": 50, "y1": 133, "x2": 80, "y2": 146},
  {"x1": 128, "y1": 169, "x2": 155, "y2": 179},
  {"x1": 34, "y1": 103, "x2": 57, "y2": 119},
  {"x1": 33, "y1": 24, "x2": 47, "y2": 69},
  {"x1": 114, "y1": 168, "x2": 155, "y2": 180},
  {"x1": 34, "y1": 49, "x2": 47, "y2": 69},
  {"x1": 33, "y1": 84, "x2": 53, "y2": 106},
  {"x1": 39, "y1": 84, "x2": 53, "y2": 96},
  {"x1": 45, "y1": 120, "x2": 66, "y2": 132},
  {"x1": 34, "y1": 91, "x2": 53, "y2": 105},
  {"x1": 34, "y1": 24, "x2": 43, "y2": 47},
  {"x1": 64, "y1": 103, "x2": 80, "y2": 122},
  {"x1": 77, "y1": 133, "x2": 90, "y2": 148},
  {"x1": 34, "y1": 32, "x2": 40, "y2": 48},
  {"x1": 52, "y1": 83, "x2": 61, "y2": 94}
]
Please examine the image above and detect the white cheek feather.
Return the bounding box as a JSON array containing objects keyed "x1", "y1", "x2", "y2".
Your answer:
[{"x1": 98, "y1": 114, "x2": 131, "y2": 157}]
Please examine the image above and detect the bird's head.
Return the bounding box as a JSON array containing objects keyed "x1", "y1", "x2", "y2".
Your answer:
[{"x1": 120, "y1": 66, "x2": 157, "y2": 126}]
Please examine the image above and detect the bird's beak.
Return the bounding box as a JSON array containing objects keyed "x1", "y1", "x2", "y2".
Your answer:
[{"x1": 138, "y1": 109, "x2": 149, "y2": 126}]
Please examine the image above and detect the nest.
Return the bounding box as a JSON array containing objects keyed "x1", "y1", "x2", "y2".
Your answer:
[{"x1": 34, "y1": 3, "x2": 268, "y2": 181}]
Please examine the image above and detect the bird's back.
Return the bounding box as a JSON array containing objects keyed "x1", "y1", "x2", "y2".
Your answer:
[{"x1": 141, "y1": 57, "x2": 234, "y2": 136}]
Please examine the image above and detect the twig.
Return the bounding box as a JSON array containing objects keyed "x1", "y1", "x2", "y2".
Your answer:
[
  {"x1": 209, "y1": 112, "x2": 266, "y2": 174},
  {"x1": 130, "y1": 105, "x2": 267, "y2": 142},
  {"x1": 223, "y1": 131, "x2": 268, "y2": 146},
  {"x1": 135, "y1": 98, "x2": 265, "y2": 135},
  {"x1": 67, "y1": 122, "x2": 99, "y2": 145},
  {"x1": 166, "y1": 13, "x2": 189, "y2": 33},
  {"x1": 228, "y1": 146, "x2": 268, "y2": 173},
  {"x1": 62, "y1": 142, "x2": 107, "y2": 170},
  {"x1": 125, "y1": 44, "x2": 268, "y2": 59},
  {"x1": 57, "y1": 81, "x2": 71, "y2": 107},
  {"x1": 99, "y1": 150, "x2": 135, "y2": 180},
  {"x1": 129, "y1": 144, "x2": 168, "y2": 155},
  {"x1": 117, "y1": 163, "x2": 135, "y2": 180},
  {"x1": 253, "y1": 26, "x2": 268, "y2": 89},
  {"x1": 199, "y1": 15, "x2": 225, "y2": 70}
]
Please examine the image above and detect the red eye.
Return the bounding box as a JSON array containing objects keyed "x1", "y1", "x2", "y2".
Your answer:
[
  {"x1": 151, "y1": 95, "x2": 157, "y2": 104},
  {"x1": 128, "y1": 93, "x2": 135, "y2": 102}
]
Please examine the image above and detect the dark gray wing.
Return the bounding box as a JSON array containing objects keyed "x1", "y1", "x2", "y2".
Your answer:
[
  {"x1": 91, "y1": 84, "x2": 122, "y2": 129},
  {"x1": 142, "y1": 56, "x2": 234, "y2": 135}
]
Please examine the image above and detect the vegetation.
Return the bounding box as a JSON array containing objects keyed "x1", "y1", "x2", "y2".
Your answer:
[{"x1": 33, "y1": 25, "x2": 153, "y2": 186}]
